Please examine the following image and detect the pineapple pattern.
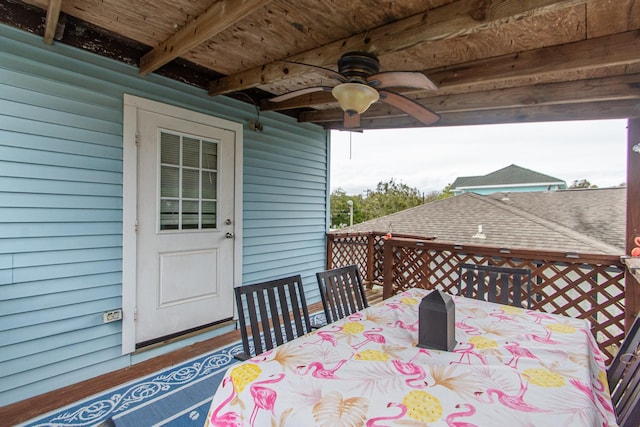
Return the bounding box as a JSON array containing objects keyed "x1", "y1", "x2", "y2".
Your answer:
[
  {"x1": 229, "y1": 363, "x2": 262, "y2": 393},
  {"x1": 402, "y1": 390, "x2": 443, "y2": 423},
  {"x1": 204, "y1": 288, "x2": 616, "y2": 427},
  {"x1": 522, "y1": 368, "x2": 566, "y2": 388},
  {"x1": 355, "y1": 349, "x2": 390, "y2": 361}
]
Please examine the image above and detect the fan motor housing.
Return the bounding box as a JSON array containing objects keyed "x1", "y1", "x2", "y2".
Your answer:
[{"x1": 337, "y1": 52, "x2": 380, "y2": 82}]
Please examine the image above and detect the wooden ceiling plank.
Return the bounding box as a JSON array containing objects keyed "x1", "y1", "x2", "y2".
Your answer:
[
  {"x1": 139, "y1": 0, "x2": 274, "y2": 76},
  {"x1": 209, "y1": 0, "x2": 587, "y2": 96},
  {"x1": 43, "y1": 0, "x2": 62, "y2": 45}
]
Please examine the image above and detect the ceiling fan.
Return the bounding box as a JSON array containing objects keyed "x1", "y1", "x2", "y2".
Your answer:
[{"x1": 269, "y1": 51, "x2": 440, "y2": 128}]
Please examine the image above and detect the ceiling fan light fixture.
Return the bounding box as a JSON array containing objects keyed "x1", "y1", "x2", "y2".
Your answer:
[{"x1": 331, "y1": 82, "x2": 379, "y2": 115}]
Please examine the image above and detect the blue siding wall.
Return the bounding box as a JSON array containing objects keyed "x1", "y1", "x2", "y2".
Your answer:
[{"x1": 0, "y1": 24, "x2": 328, "y2": 406}]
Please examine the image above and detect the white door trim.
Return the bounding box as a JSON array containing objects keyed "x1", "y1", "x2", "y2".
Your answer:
[{"x1": 121, "y1": 94, "x2": 243, "y2": 354}]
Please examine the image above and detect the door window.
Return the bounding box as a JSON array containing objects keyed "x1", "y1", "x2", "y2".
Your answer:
[{"x1": 159, "y1": 130, "x2": 218, "y2": 231}]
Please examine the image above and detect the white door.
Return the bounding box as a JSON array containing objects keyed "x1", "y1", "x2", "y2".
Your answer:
[{"x1": 134, "y1": 109, "x2": 235, "y2": 344}]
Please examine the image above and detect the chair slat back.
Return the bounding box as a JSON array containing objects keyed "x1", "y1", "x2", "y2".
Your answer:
[
  {"x1": 234, "y1": 275, "x2": 312, "y2": 360},
  {"x1": 316, "y1": 264, "x2": 368, "y2": 324},
  {"x1": 608, "y1": 316, "x2": 640, "y2": 386},
  {"x1": 458, "y1": 263, "x2": 531, "y2": 309},
  {"x1": 608, "y1": 315, "x2": 640, "y2": 427}
]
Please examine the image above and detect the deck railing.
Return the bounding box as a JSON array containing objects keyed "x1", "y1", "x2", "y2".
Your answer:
[{"x1": 327, "y1": 232, "x2": 627, "y2": 362}]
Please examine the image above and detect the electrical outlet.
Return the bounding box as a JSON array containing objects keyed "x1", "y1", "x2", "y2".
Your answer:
[{"x1": 103, "y1": 309, "x2": 122, "y2": 323}]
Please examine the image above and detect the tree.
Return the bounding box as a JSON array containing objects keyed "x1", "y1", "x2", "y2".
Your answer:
[
  {"x1": 362, "y1": 179, "x2": 424, "y2": 220},
  {"x1": 330, "y1": 180, "x2": 454, "y2": 228},
  {"x1": 570, "y1": 179, "x2": 598, "y2": 189},
  {"x1": 329, "y1": 188, "x2": 364, "y2": 228}
]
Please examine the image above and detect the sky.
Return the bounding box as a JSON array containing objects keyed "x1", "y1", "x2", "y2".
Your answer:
[{"x1": 329, "y1": 119, "x2": 628, "y2": 195}]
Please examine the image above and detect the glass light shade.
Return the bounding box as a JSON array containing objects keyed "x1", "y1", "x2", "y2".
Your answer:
[{"x1": 331, "y1": 83, "x2": 380, "y2": 115}]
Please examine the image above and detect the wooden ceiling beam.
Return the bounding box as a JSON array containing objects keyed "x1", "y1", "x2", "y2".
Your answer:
[
  {"x1": 209, "y1": 0, "x2": 587, "y2": 96},
  {"x1": 427, "y1": 30, "x2": 640, "y2": 91},
  {"x1": 323, "y1": 99, "x2": 640, "y2": 131},
  {"x1": 139, "y1": 0, "x2": 273, "y2": 76},
  {"x1": 43, "y1": 0, "x2": 62, "y2": 45},
  {"x1": 297, "y1": 73, "x2": 640, "y2": 123}
]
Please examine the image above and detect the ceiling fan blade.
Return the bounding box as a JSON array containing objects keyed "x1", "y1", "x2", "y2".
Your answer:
[
  {"x1": 379, "y1": 90, "x2": 440, "y2": 126},
  {"x1": 343, "y1": 112, "x2": 361, "y2": 129},
  {"x1": 367, "y1": 72, "x2": 437, "y2": 91},
  {"x1": 269, "y1": 86, "x2": 333, "y2": 102}
]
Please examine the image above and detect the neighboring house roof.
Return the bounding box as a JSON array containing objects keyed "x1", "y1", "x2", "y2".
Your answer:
[
  {"x1": 451, "y1": 164, "x2": 567, "y2": 191},
  {"x1": 336, "y1": 187, "x2": 625, "y2": 255}
]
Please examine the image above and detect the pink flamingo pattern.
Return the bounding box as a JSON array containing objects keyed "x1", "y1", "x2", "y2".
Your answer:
[
  {"x1": 393, "y1": 319, "x2": 418, "y2": 331},
  {"x1": 352, "y1": 327, "x2": 386, "y2": 350},
  {"x1": 450, "y1": 342, "x2": 487, "y2": 366},
  {"x1": 456, "y1": 320, "x2": 481, "y2": 335},
  {"x1": 474, "y1": 375, "x2": 549, "y2": 413},
  {"x1": 208, "y1": 377, "x2": 241, "y2": 427},
  {"x1": 445, "y1": 403, "x2": 478, "y2": 427},
  {"x1": 296, "y1": 358, "x2": 350, "y2": 379},
  {"x1": 365, "y1": 402, "x2": 407, "y2": 426},
  {"x1": 392, "y1": 359, "x2": 427, "y2": 388},
  {"x1": 525, "y1": 310, "x2": 556, "y2": 324},
  {"x1": 307, "y1": 325, "x2": 341, "y2": 346},
  {"x1": 504, "y1": 342, "x2": 538, "y2": 369},
  {"x1": 569, "y1": 378, "x2": 615, "y2": 420},
  {"x1": 249, "y1": 374, "x2": 285, "y2": 426},
  {"x1": 522, "y1": 328, "x2": 560, "y2": 345},
  {"x1": 489, "y1": 309, "x2": 517, "y2": 323}
]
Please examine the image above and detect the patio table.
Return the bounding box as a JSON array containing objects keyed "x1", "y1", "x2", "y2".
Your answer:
[{"x1": 204, "y1": 288, "x2": 618, "y2": 426}]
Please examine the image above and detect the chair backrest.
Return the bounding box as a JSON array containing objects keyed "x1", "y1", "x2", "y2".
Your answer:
[
  {"x1": 457, "y1": 263, "x2": 532, "y2": 309},
  {"x1": 608, "y1": 315, "x2": 640, "y2": 427},
  {"x1": 234, "y1": 275, "x2": 312, "y2": 360},
  {"x1": 316, "y1": 264, "x2": 368, "y2": 324}
]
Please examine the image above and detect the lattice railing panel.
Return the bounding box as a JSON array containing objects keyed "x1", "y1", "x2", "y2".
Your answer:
[
  {"x1": 327, "y1": 233, "x2": 369, "y2": 279},
  {"x1": 330, "y1": 234, "x2": 627, "y2": 363}
]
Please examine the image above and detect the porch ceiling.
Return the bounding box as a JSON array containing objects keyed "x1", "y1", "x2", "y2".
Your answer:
[{"x1": 3, "y1": 0, "x2": 640, "y2": 130}]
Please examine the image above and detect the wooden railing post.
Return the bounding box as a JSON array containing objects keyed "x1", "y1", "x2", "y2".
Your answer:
[
  {"x1": 326, "y1": 233, "x2": 334, "y2": 270},
  {"x1": 366, "y1": 232, "x2": 375, "y2": 283},
  {"x1": 382, "y1": 239, "x2": 394, "y2": 299}
]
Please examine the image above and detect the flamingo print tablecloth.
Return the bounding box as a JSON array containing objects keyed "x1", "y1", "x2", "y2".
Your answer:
[{"x1": 204, "y1": 288, "x2": 618, "y2": 426}]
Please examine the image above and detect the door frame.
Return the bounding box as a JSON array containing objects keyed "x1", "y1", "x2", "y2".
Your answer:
[{"x1": 121, "y1": 94, "x2": 243, "y2": 354}]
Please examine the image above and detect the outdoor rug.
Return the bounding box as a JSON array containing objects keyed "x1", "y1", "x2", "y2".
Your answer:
[{"x1": 20, "y1": 312, "x2": 325, "y2": 427}]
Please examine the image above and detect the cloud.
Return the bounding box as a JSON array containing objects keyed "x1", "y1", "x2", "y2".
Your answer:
[{"x1": 330, "y1": 119, "x2": 627, "y2": 194}]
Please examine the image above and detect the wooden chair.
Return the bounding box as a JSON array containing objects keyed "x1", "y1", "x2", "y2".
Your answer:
[
  {"x1": 234, "y1": 275, "x2": 312, "y2": 361},
  {"x1": 607, "y1": 315, "x2": 640, "y2": 427},
  {"x1": 457, "y1": 263, "x2": 532, "y2": 309},
  {"x1": 316, "y1": 264, "x2": 368, "y2": 325}
]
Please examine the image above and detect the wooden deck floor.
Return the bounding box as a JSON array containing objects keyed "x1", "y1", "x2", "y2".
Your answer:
[{"x1": 0, "y1": 285, "x2": 384, "y2": 425}]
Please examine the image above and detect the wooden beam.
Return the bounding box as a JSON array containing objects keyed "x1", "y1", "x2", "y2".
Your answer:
[
  {"x1": 628, "y1": 118, "x2": 640, "y2": 254},
  {"x1": 297, "y1": 73, "x2": 640, "y2": 123},
  {"x1": 426, "y1": 30, "x2": 640, "y2": 91},
  {"x1": 139, "y1": 0, "x2": 273, "y2": 75},
  {"x1": 43, "y1": 0, "x2": 62, "y2": 45},
  {"x1": 209, "y1": 0, "x2": 587, "y2": 96},
  {"x1": 626, "y1": 118, "x2": 640, "y2": 327},
  {"x1": 321, "y1": 99, "x2": 640, "y2": 130}
]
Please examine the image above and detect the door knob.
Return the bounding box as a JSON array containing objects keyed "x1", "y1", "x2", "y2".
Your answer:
[{"x1": 225, "y1": 232, "x2": 234, "y2": 239}]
